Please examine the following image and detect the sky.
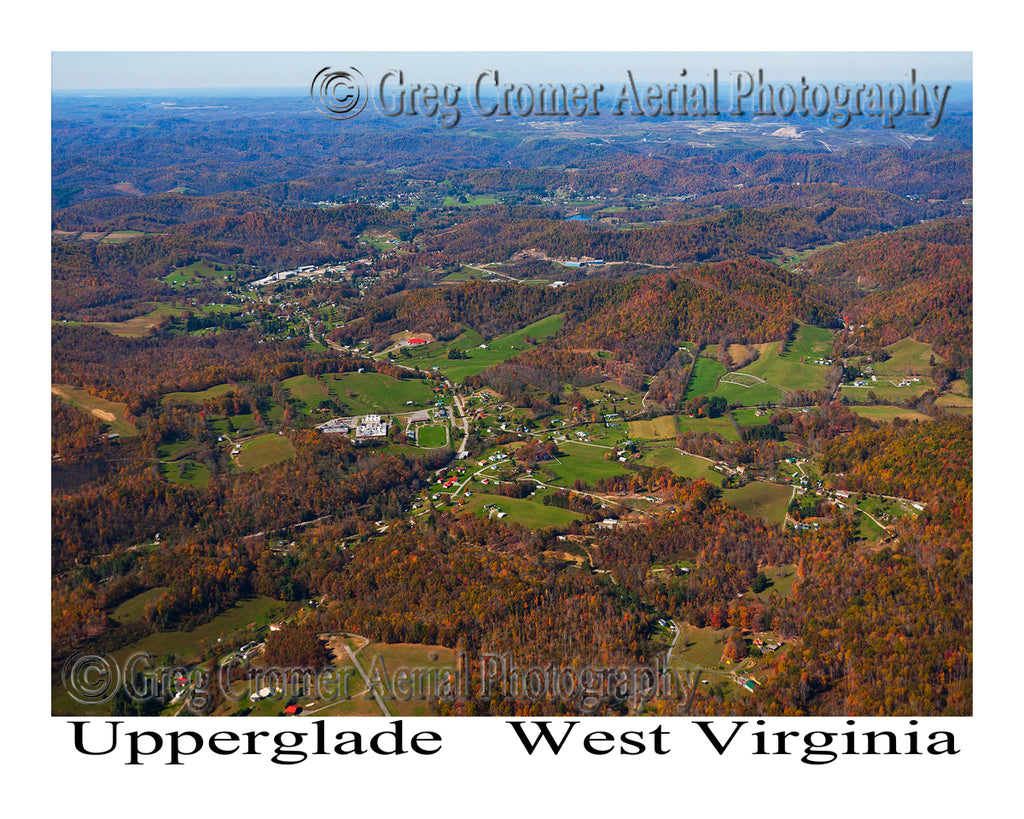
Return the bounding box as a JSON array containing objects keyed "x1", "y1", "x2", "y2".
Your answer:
[{"x1": 51, "y1": 51, "x2": 972, "y2": 92}]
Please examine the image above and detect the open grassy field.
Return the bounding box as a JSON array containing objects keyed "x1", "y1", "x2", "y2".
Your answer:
[
  {"x1": 676, "y1": 414, "x2": 740, "y2": 442},
  {"x1": 754, "y1": 564, "x2": 799, "y2": 602},
  {"x1": 579, "y1": 379, "x2": 647, "y2": 412},
  {"x1": 398, "y1": 314, "x2": 564, "y2": 382},
  {"x1": 160, "y1": 458, "x2": 212, "y2": 487},
  {"x1": 722, "y1": 481, "x2": 792, "y2": 525},
  {"x1": 542, "y1": 440, "x2": 631, "y2": 486},
  {"x1": 671, "y1": 624, "x2": 730, "y2": 669},
  {"x1": 458, "y1": 490, "x2": 585, "y2": 529},
  {"x1": 731, "y1": 338, "x2": 830, "y2": 392},
  {"x1": 323, "y1": 372, "x2": 438, "y2": 414},
  {"x1": 840, "y1": 378, "x2": 935, "y2": 404},
  {"x1": 51, "y1": 384, "x2": 138, "y2": 437},
  {"x1": 71, "y1": 303, "x2": 183, "y2": 337},
  {"x1": 627, "y1": 415, "x2": 677, "y2": 441},
  {"x1": 237, "y1": 433, "x2": 297, "y2": 470},
  {"x1": 849, "y1": 406, "x2": 933, "y2": 423},
  {"x1": 710, "y1": 374, "x2": 786, "y2": 407},
  {"x1": 639, "y1": 447, "x2": 721, "y2": 483},
  {"x1": 683, "y1": 357, "x2": 726, "y2": 399},
  {"x1": 53, "y1": 595, "x2": 284, "y2": 715},
  {"x1": 874, "y1": 337, "x2": 942, "y2": 376},
  {"x1": 355, "y1": 642, "x2": 457, "y2": 716},
  {"x1": 785, "y1": 323, "x2": 835, "y2": 361},
  {"x1": 162, "y1": 259, "x2": 232, "y2": 288},
  {"x1": 100, "y1": 230, "x2": 145, "y2": 243},
  {"x1": 110, "y1": 587, "x2": 170, "y2": 626},
  {"x1": 731, "y1": 408, "x2": 776, "y2": 428},
  {"x1": 162, "y1": 382, "x2": 235, "y2": 404},
  {"x1": 281, "y1": 374, "x2": 331, "y2": 412},
  {"x1": 416, "y1": 424, "x2": 449, "y2": 448}
]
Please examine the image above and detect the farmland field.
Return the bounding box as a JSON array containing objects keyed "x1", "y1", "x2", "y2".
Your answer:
[
  {"x1": 732, "y1": 408, "x2": 776, "y2": 428},
  {"x1": 281, "y1": 374, "x2": 331, "y2": 412},
  {"x1": 542, "y1": 440, "x2": 631, "y2": 486},
  {"x1": 731, "y1": 338, "x2": 831, "y2": 393},
  {"x1": 627, "y1": 415, "x2": 677, "y2": 441},
  {"x1": 841, "y1": 377, "x2": 935, "y2": 404},
  {"x1": 683, "y1": 357, "x2": 726, "y2": 399},
  {"x1": 51, "y1": 384, "x2": 138, "y2": 437},
  {"x1": 639, "y1": 447, "x2": 721, "y2": 483},
  {"x1": 850, "y1": 406, "x2": 933, "y2": 423},
  {"x1": 160, "y1": 458, "x2": 211, "y2": 487},
  {"x1": 52, "y1": 595, "x2": 284, "y2": 715},
  {"x1": 398, "y1": 314, "x2": 564, "y2": 382},
  {"x1": 323, "y1": 372, "x2": 438, "y2": 414},
  {"x1": 237, "y1": 433, "x2": 297, "y2": 470},
  {"x1": 70, "y1": 303, "x2": 183, "y2": 337},
  {"x1": 676, "y1": 414, "x2": 740, "y2": 442},
  {"x1": 162, "y1": 259, "x2": 232, "y2": 288},
  {"x1": 357, "y1": 642, "x2": 457, "y2": 716},
  {"x1": 874, "y1": 337, "x2": 942, "y2": 376},
  {"x1": 722, "y1": 481, "x2": 793, "y2": 525},
  {"x1": 710, "y1": 374, "x2": 786, "y2": 407},
  {"x1": 162, "y1": 382, "x2": 235, "y2": 404},
  {"x1": 458, "y1": 491, "x2": 585, "y2": 529}
]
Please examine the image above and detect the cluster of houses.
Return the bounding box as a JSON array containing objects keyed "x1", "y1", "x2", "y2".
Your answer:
[{"x1": 752, "y1": 637, "x2": 782, "y2": 652}]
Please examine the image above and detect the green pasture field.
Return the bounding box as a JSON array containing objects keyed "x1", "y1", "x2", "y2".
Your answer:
[
  {"x1": 840, "y1": 378, "x2": 935, "y2": 404},
  {"x1": 579, "y1": 379, "x2": 647, "y2": 410},
  {"x1": 441, "y1": 266, "x2": 491, "y2": 282},
  {"x1": 442, "y1": 194, "x2": 500, "y2": 207},
  {"x1": 627, "y1": 415, "x2": 677, "y2": 441},
  {"x1": 323, "y1": 372, "x2": 438, "y2": 414},
  {"x1": 541, "y1": 440, "x2": 631, "y2": 486},
  {"x1": 281, "y1": 374, "x2": 331, "y2": 412},
  {"x1": 754, "y1": 564, "x2": 799, "y2": 602},
  {"x1": 671, "y1": 624, "x2": 730, "y2": 670},
  {"x1": 784, "y1": 324, "x2": 835, "y2": 361},
  {"x1": 160, "y1": 458, "x2": 211, "y2": 487},
  {"x1": 873, "y1": 337, "x2": 942, "y2": 376},
  {"x1": 51, "y1": 384, "x2": 138, "y2": 438},
  {"x1": 732, "y1": 339, "x2": 829, "y2": 392},
  {"x1": 457, "y1": 490, "x2": 585, "y2": 529},
  {"x1": 683, "y1": 357, "x2": 726, "y2": 399},
  {"x1": 849, "y1": 406, "x2": 933, "y2": 423},
  {"x1": 397, "y1": 315, "x2": 564, "y2": 382},
  {"x1": 52, "y1": 595, "x2": 284, "y2": 715},
  {"x1": 162, "y1": 382, "x2": 235, "y2": 404},
  {"x1": 236, "y1": 433, "x2": 297, "y2": 470},
  {"x1": 356, "y1": 642, "x2": 458, "y2": 716},
  {"x1": 110, "y1": 587, "x2": 170, "y2": 626},
  {"x1": 211, "y1": 413, "x2": 259, "y2": 436},
  {"x1": 71, "y1": 303, "x2": 183, "y2": 337},
  {"x1": 722, "y1": 481, "x2": 793, "y2": 525},
  {"x1": 416, "y1": 424, "x2": 449, "y2": 448},
  {"x1": 710, "y1": 374, "x2": 786, "y2": 407},
  {"x1": 638, "y1": 447, "x2": 720, "y2": 483},
  {"x1": 676, "y1": 414, "x2": 740, "y2": 442},
  {"x1": 162, "y1": 260, "x2": 232, "y2": 287},
  {"x1": 731, "y1": 408, "x2": 776, "y2": 428}
]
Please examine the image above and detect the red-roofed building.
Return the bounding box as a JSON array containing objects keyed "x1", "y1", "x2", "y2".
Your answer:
[{"x1": 408, "y1": 338, "x2": 427, "y2": 345}]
